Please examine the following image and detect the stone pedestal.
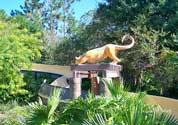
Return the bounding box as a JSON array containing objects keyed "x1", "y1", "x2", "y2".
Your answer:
[
  {"x1": 69, "y1": 64, "x2": 122, "y2": 99},
  {"x1": 99, "y1": 78, "x2": 112, "y2": 96},
  {"x1": 68, "y1": 78, "x2": 81, "y2": 99},
  {"x1": 91, "y1": 77, "x2": 100, "y2": 95}
]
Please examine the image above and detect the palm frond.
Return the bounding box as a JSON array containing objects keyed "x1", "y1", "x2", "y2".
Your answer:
[
  {"x1": 157, "y1": 112, "x2": 178, "y2": 125},
  {"x1": 48, "y1": 88, "x2": 61, "y2": 119},
  {"x1": 26, "y1": 88, "x2": 61, "y2": 125},
  {"x1": 26, "y1": 102, "x2": 49, "y2": 125},
  {"x1": 101, "y1": 78, "x2": 126, "y2": 97},
  {"x1": 82, "y1": 114, "x2": 113, "y2": 125}
]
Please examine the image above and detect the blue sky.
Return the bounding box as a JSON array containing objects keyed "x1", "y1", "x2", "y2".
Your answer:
[{"x1": 0, "y1": 0, "x2": 104, "y2": 20}]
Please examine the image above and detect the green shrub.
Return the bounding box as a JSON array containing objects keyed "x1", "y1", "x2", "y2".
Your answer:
[
  {"x1": 0, "y1": 101, "x2": 30, "y2": 125},
  {"x1": 55, "y1": 80, "x2": 178, "y2": 125},
  {"x1": 0, "y1": 20, "x2": 42, "y2": 102},
  {"x1": 4, "y1": 80, "x2": 176, "y2": 125}
]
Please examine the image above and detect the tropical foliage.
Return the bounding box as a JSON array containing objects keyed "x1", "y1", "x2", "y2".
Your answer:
[
  {"x1": 56, "y1": 81, "x2": 178, "y2": 125},
  {"x1": 0, "y1": 10, "x2": 43, "y2": 102},
  {"x1": 25, "y1": 89, "x2": 61, "y2": 125},
  {"x1": 0, "y1": 81, "x2": 178, "y2": 125},
  {"x1": 4, "y1": 81, "x2": 178, "y2": 125},
  {"x1": 0, "y1": 101, "x2": 30, "y2": 125}
]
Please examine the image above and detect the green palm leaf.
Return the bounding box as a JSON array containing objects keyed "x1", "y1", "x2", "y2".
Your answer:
[
  {"x1": 83, "y1": 114, "x2": 113, "y2": 125},
  {"x1": 26, "y1": 88, "x2": 61, "y2": 125},
  {"x1": 157, "y1": 112, "x2": 178, "y2": 125},
  {"x1": 48, "y1": 88, "x2": 61, "y2": 120},
  {"x1": 101, "y1": 78, "x2": 126, "y2": 97},
  {"x1": 26, "y1": 102, "x2": 49, "y2": 125}
]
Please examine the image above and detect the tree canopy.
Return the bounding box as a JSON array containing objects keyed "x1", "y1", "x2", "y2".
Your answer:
[{"x1": 52, "y1": 0, "x2": 178, "y2": 97}]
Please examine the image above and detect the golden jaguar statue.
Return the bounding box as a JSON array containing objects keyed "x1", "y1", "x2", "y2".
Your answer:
[{"x1": 75, "y1": 35, "x2": 135, "y2": 64}]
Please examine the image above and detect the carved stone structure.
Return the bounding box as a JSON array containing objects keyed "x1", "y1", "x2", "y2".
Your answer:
[{"x1": 69, "y1": 64, "x2": 122, "y2": 99}]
